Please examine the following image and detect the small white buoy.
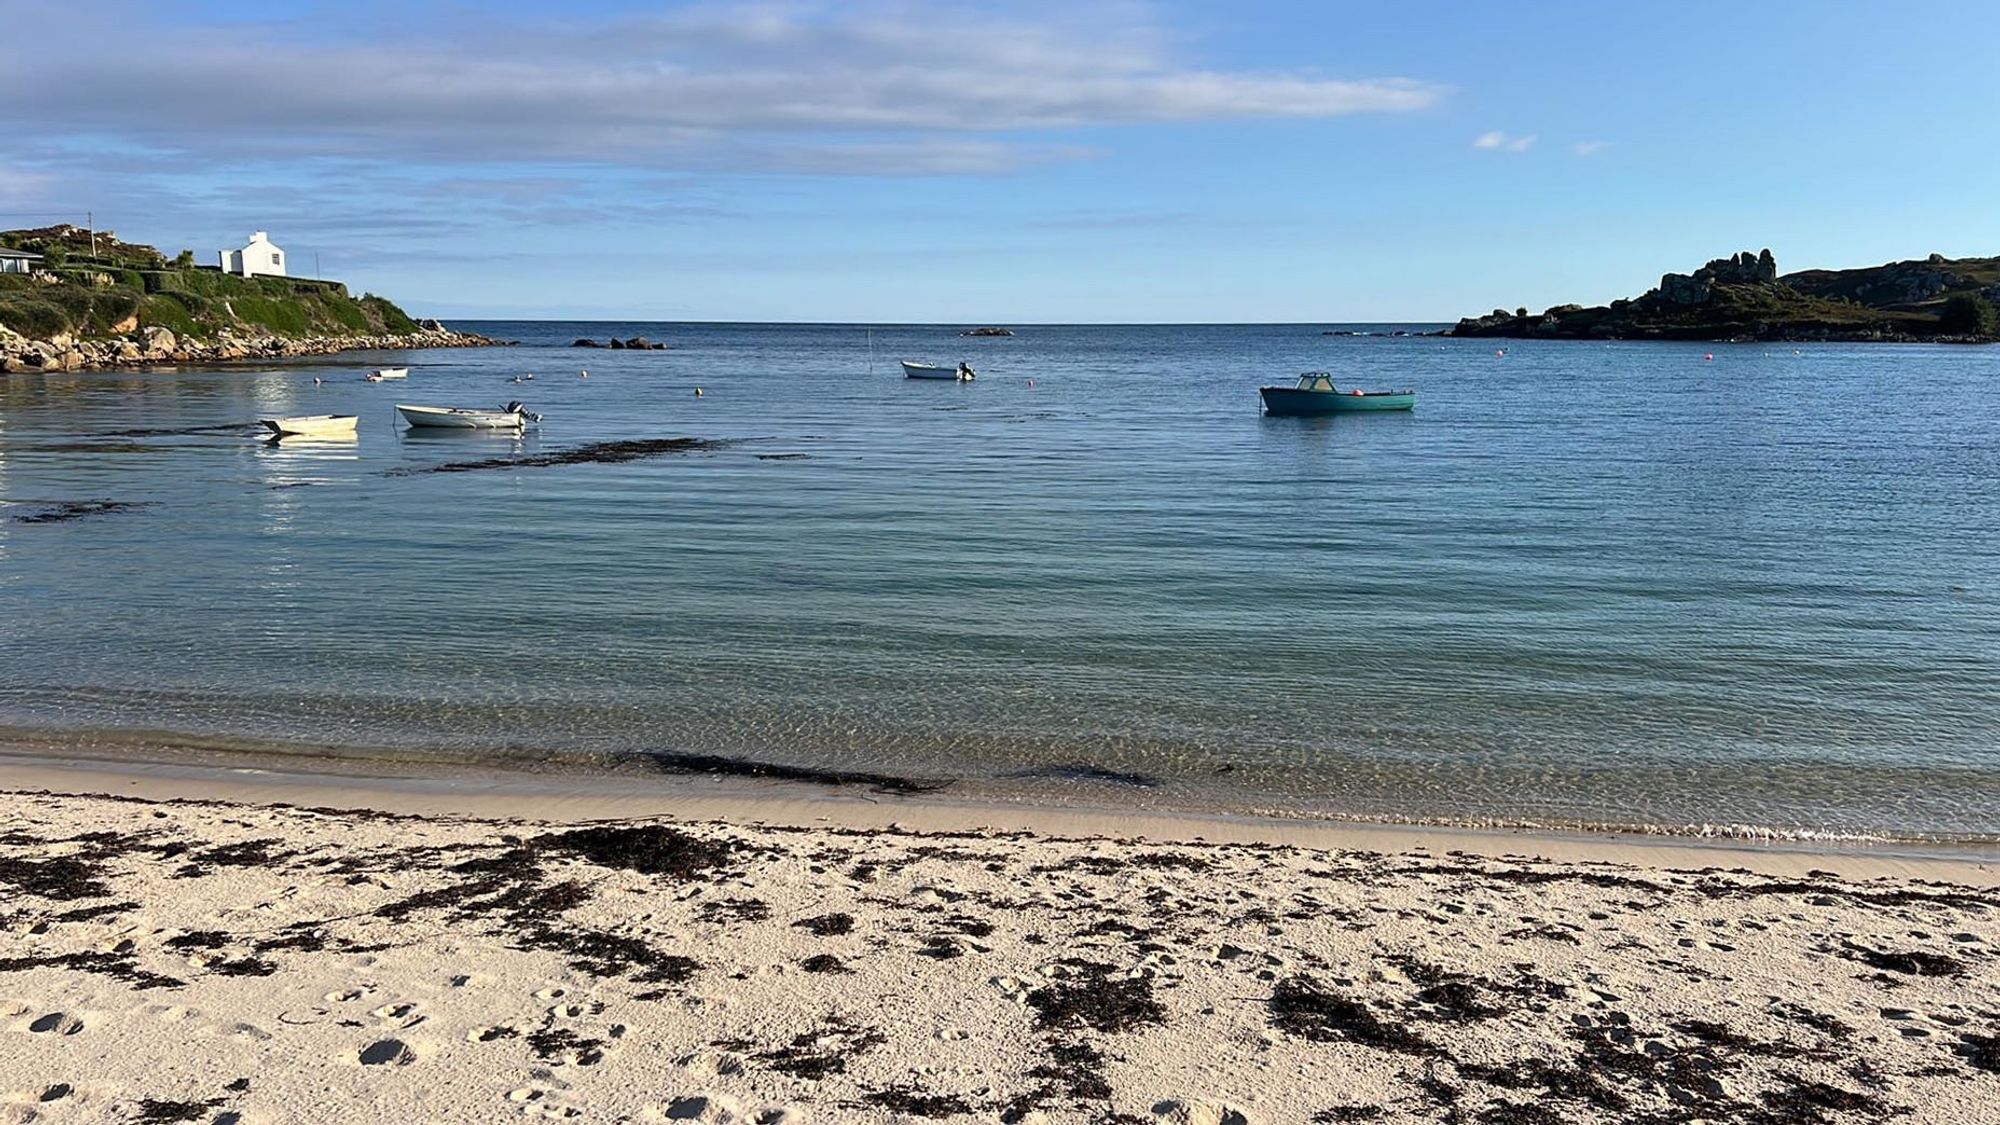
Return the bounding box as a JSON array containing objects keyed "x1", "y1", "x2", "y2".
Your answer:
[
  {"x1": 694, "y1": 387, "x2": 704, "y2": 397},
  {"x1": 579, "y1": 369, "x2": 588, "y2": 379}
]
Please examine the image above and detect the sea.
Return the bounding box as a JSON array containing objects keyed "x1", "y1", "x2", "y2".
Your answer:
[{"x1": 1, "y1": 322, "x2": 1995, "y2": 844}]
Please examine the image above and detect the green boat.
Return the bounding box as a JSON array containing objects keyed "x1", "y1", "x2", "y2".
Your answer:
[{"x1": 1259, "y1": 372, "x2": 1416, "y2": 415}]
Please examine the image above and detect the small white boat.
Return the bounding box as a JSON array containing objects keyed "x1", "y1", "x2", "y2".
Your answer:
[
  {"x1": 396, "y1": 403, "x2": 540, "y2": 430},
  {"x1": 902, "y1": 360, "x2": 974, "y2": 381},
  {"x1": 261, "y1": 414, "x2": 359, "y2": 437},
  {"x1": 365, "y1": 367, "x2": 409, "y2": 382}
]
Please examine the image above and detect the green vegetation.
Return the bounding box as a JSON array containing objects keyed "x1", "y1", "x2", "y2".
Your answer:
[
  {"x1": 1454, "y1": 250, "x2": 2000, "y2": 342},
  {"x1": 0, "y1": 225, "x2": 422, "y2": 342},
  {"x1": 1937, "y1": 292, "x2": 2000, "y2": 336}
]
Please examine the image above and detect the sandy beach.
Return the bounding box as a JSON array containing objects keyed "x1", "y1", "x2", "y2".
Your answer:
[{"x1": 0, "y1": 762, "x2": 1994, "y2": 1124}]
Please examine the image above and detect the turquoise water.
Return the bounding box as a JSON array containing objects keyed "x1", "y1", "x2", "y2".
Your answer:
[{"x1": 2, "y1": 323, "x2": 1996, "y2": 840}]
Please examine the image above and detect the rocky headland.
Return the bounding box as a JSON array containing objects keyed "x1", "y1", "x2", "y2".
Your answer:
[
  {"x1": 1452, "y1": 249, "x2": 2000, "y2": 342},
  {"x1": 0, "y1": 224, "x2": 503, "y2": 373},
  {"x1": 0, "y1": 322, "x2": 496, "y2": 374}
]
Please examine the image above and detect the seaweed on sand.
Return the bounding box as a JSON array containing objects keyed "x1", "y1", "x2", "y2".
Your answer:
[
  {"x1": 133, "y1": 1098, "x2": 224, "y2": 1123},
  {"x1": 540, "y1": 824, "x2": 740, "y2": 879},
  {"x1": 613, "y1": 748, "x2": 948, "y2": 794},
  {"x1": 1835, "y1": 944, "x2": 1966, "y2": 978},
  {"x1": 385, "y1": 437, "x2": 730, "y2": 476},
  {"x1": 860, "y1": 1084, "x2": 976, "y2": 1117},
  {"x1": 756, "y1": 1016, "x2": 888, "y2": 1080},
  {"x1": 0, "y1": 854, "x2": 111, "y2": 899},
  {"x1": 1956, "y1": 1032, "x2": 2000, "y2": 1074},
  {"x1": 1025, "y1": 963, "x2": 1164, "y2": 1034},
  {"x1": 794, "y1": 912, "x2": 855, "y2": 936},
  {"x1": 1267, "y1": 975, "x2": 1433, "y2": 1056},
  {"x1": 0, "y1": 950, "x2": 184, "y2": 990}
]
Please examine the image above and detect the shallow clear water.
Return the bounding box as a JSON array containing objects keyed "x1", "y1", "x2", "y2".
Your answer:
[{"x1": 2, "y1": 323, "x2": 1996, "y2": 839}]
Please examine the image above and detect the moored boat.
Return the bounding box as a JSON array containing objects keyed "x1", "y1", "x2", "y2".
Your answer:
[
  {"x1": 365, "y1": 367, "x2": 409, "y2": 382},
  {"x1": 902, "y1": 360, "x2": 975, "y2": 381},
  {"x1": 260, "y1": 414, "x2": 359, "y2": 437},
  {"x1": 1259, "y1": 372, "x2": 1415, "y2": 415},
  {"x1": 396, "y1": 402, "x2": 540, "y2": 429}
]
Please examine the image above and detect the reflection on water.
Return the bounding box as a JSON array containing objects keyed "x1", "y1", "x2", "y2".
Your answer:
[{"x1": 0, "y1": 325, "x2": 1996, "y2": 841}]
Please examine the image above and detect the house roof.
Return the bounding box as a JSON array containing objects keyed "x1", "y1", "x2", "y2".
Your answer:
[{"x1": 0, "y1": 248, "x2": 44, "y2": 260}]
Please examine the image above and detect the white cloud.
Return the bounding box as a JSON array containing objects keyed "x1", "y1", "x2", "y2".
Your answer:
[
  {"x1": 0, "y1": 1, "x2": 1447, "y2": 175},
  {"x1": 1473, "y1": 131, "x2": 1536, "y2": 153},
  {"x1": 1572, "y1": 141, "x2": 1612, "y2": 157}
]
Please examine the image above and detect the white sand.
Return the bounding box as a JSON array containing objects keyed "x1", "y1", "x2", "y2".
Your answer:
[{"x1": 0, "y1": 773, "x2": 1995, "y2": 1124}]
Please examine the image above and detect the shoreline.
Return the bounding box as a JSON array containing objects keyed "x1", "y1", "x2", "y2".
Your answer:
[
  {"x1": 3, "y1": 742, "x2": 1995, "y2": 886},
  {"x1": 0, "y1": 778, "x2": 1995, "y2": 1121},
  {"x1": 0, "y1": 324, "x2": 508, "y2": 374}
]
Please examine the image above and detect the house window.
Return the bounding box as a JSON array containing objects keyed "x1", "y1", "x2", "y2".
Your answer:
[{"x1": 270, "y1": 253, "x2": 281, "y2": 266}]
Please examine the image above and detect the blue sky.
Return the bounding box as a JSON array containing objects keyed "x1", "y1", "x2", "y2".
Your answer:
[{"x1": 4, "y1": 0, "x2": 1996, "y2": 322}]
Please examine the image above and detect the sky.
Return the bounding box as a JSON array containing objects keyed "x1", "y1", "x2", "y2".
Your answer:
[{"x1": 3, "y1": 0, "x2": 1997, "y2": 322}]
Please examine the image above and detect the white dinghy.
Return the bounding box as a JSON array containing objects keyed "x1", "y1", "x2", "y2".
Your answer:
[
  {"x1": 261, "y1": 414, "x2": 359, "y2": 437},
  {"x1": 396, "y1": 402, "x2": 541, "y2": 430},
  {"x1": 365, "y1": 367, "x2": 409, "y2": 382},
  {"x1": 901, "y1": 360, "x2": 975, "y2": 381}
]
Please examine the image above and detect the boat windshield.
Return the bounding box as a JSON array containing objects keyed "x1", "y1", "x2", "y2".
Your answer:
[{"x1": 1296, "y1": 373, "x2": 1336, "y2": 391}]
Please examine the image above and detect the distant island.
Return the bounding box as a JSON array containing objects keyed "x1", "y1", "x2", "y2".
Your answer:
[
  {"x1": 960, "y1": 326, "x2": 1015, "y2": 337},
  {"x1": 1451, "y1": 249, "x2": 2000, "y2": 342},
  {"x1": 0, "y1": 224, "x2": 496, "y2": 373}
]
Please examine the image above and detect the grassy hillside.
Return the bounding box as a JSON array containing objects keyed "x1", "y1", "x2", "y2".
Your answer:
[
  {"x1": 0, "y1": 226, "x2": 419, "y2": 341},
  {"x1": 1452, "y1": 250, "x2": 2000, "y2": 342}
]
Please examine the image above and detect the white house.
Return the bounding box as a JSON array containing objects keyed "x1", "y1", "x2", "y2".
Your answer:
[
  {"x1": 218, "y1": 231, "x2": 286, "y2": 278},
  {"x1": 0, "y1": 248, "x2": 42, "y2": 275}
]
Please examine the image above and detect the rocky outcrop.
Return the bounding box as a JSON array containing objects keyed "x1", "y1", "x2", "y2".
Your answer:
[
  {"x1": 0, "y1": 324, "x2": 503, "y2": 374},
  {"x1": 960, "y1": 326, "x2": 1015, "y2": 337},
  {"x1": 1650, "y1": 249, "x2": 1779, "y2": 307},
  {"x1": 1450, "y1": 248, "x2": 2000, "y2": 343},
  {"x1": 581, "y1": 336, "x2": 668, "y2": 350}
]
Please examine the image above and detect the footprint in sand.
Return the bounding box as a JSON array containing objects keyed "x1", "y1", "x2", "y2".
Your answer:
[
  {"x1": 325, "y1": 988, "x2": 369, "y2": 1003},
  {"x1": 507, "y1": 1087, "x2": 582, "y2": 1119},
  {"x1": 643, "y1": 1094, "x2": 745, "y2": 1123},
  {"x1": 533, "y1": 987, "x2": 567, "y2": 1000},
  {"x1": 357, "y1": 1038, "x2": 417, "y2": 1066},
  {"x1": 369, "y1": 1002, "x2": 422, "y2": 1027},
  {"x1": 25, "y1": 1013, "x2": 82, "y2": 1037},
  {"x1": 675, "y1": 1050, "x2": 746, "y2": 1078},
  {"x1": 1152, "y1": 1099, "x2": 1253, "y2": 1125},
  {"x1": 468, "y1": 1025, "x2": 523, "y2": 1044}
]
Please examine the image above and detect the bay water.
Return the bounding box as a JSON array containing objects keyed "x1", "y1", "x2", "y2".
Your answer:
[{"x1": 1, "y1": 323, "x2": 1995, "y2": 842}]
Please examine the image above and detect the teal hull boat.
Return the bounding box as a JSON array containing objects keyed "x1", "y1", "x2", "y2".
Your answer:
[{"x1": 1260, "y1": 372, "x2": 1415, "y2": 415}]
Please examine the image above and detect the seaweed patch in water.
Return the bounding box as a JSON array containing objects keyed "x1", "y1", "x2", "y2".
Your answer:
[
  {"x1": 1006, "y1": 762, "x2": 1162, "y2": 788},
  {"x1": 614, "y1": 748, "x2": 947, "y2": 794},
  {"x1": 10, "y1": 500, "x2": 154, "y2": 525},
  {"x1": 386, "y1": 437, "x2": 730, "y2": 476}
]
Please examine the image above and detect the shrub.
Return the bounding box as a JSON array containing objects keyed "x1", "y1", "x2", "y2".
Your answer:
[
  {"x1": 1937, "y1": 292, "x2": 1999, "y2": 336},
  {"x1": 0, "y1": 295, "x2": 71, "y2": 337}
]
